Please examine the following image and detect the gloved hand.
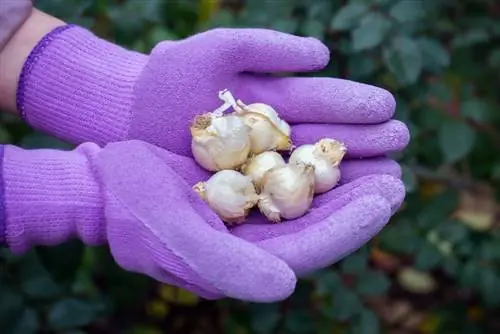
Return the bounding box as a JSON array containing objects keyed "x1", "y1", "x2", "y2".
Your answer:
[
  {"x1": 15, "y1": 24, "x2": 409, "y2": 284},
  {"x1": 1, "y1": 141, "x2": 296, "y2": 302},
  {"x1": 18, "y1": 26, "x2": 408, "y2": 158},
  {"x1": 160, "y1": 140, "x2": 407, "y2": 278}
]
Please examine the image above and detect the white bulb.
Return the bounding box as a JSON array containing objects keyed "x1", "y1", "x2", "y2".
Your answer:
[
  {"x1": 289, "y1": 138, "x2": 347, "y2": 194},
  {"x1": 190, "y1": 113, "x2": 251, "y2": 171},
  {"x1": 240, "y1": 151, "x2": 286, "y2": 190},
  {"x1": 193, "y1": 170, "x2": 258, "y2": 225},
  {"x1": 258, "y1": 163, "x2": 315, "y2": 223},
  {"x1": 235, "y1": 101, "x2": 293, "y2": 155}
]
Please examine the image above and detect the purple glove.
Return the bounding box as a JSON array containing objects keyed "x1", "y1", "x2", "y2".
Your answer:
[
  {"x1": 18, "y1": 25, "x2": 408, "y2": 160},
  {"x1": 163, "y1": 143, "x2": 406, "y2": 277},
  {"x1": 1, "y1": 141, "x2": 296, "y2": 302},
  {"x1": 14, "y1": 25, "x2": 409, "y2": 284}
]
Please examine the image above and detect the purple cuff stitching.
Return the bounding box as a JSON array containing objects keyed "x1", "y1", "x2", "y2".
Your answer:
[
  {"x1": 16, "y1": 24, "x2": 77, "y2": 121},
  {"x1": 0, "y1": 145, "x2": 5, "y2": 246}
]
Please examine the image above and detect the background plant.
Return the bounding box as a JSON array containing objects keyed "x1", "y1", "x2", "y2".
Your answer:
[{"x1": 1, "y1": 0, "x2": 499, "y2": 333}]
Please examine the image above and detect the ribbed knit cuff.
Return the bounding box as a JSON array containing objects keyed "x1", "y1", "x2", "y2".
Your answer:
[
  {"x1": 17, "y1": 25, "x2": 149, "y2": 146},
  {"x1": 3, "y1": 143, "x2": 106, "y2": 254},
  {"x1": 0, "y1": 145, "x2": 5, "y2": 246}
]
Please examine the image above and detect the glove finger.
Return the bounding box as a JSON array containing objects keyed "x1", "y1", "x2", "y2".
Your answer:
[
  {"x1": 256, "y1": 195, "x2": 392, "y2": 276},
  {"x1": 339, "y1": 158, "x2": 402, "y2": 183},
  {"x1": 236, "y1": 75, "x2": 396, "y2": 124},
  {"x1": 208, "y1": 28, "x2": 330, "y2": 73},
  {"x1": 98, "y1": 141, "x2": 296, "y2": 302},
  {"x1": 232, "y1": 174, "x2": 405, "y2": 242},
  {"x1": 292, "y1": 121, "x2": 410, "y2": 158}
]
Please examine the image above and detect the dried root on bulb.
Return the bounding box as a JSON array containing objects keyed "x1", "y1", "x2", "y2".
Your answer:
[
  {"x1": 258, "y1": 163, "x2": 316, "y2": 223},
  {"x1": 193, "y1": 170, "x2": 259, "y2": 225},
  {"x1": 190, "y1": 112, "x2": 251, "y2": 172},
  {"x1": 289, "y1": 138, "x2": 347, "y2": 194},
  {"x1": 216, "y1": 89, "x2": 293, "y2": 154},
  {"x1": 240, "y1": 151, "x2": 286, "y2": 190}
]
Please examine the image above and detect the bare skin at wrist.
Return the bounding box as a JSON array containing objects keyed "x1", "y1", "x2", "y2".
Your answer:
[{"x1": 0, "y1": 9, "x2": 65, "y2": 114}]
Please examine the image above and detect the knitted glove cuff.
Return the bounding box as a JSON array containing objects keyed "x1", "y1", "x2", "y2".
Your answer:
[
  {"x1": 17, "y1": 25, "x2": 148, "y2": 146},
  {"x1": 2, "y1": 143, "x2": 106, "y2": 253}
]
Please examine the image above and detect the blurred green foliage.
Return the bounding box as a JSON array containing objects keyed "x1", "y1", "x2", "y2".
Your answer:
[{"x1": 1, "y1": 0, "x2": 500, "y2": 333}]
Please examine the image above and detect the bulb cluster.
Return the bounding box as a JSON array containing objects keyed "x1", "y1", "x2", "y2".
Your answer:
[{"x1": 191, "y1": 89, "x2": 347, "y2": 225}]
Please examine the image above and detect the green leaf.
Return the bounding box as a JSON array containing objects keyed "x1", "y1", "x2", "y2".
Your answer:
[
  {"x1": 0, "y1": 290, "x2": 25, "y2": 330},
  {"x1": 148, "y1": 27, "x2": 177, "y2": 45},
  {"x1": 20, "y1": 132, "x2": 73, "y2": 150},
  {"x1": 271, "y1": 19, "x2": 299, "y2": 34},
  {"x1": 284, "y1": 310, "x2": 315, "y2": 333},
  {"x1": 36, "y1": 0, "x2": 91, "y2": 20},
  {"x1": 460, "y1": 99, "x2": 492, "y2": 122},
  {"x1": 451, "y1": 29, "x2": 489, "y2": 48},
  {"x1": 417, "y1": 190, "x2": 458, "y2": 229},
  {"x1": 493, "y1": 162, "x2": 500, "y2": 180},
  {"x1": 351, "y1": 12, "x2": 392, "y2": 51},
  {"x1": 48, "y1": 298, "x2": 97, "y2": 330},
  {"x1": 480, "y1": 240, "x2": 500, "y2": 261},
  {"x1": 250, "y1": 304, "x2": 280, "y2": 334},
  {"x1": 401, "y1": 164, "x2": 417, "y2": 193},
  {"x1": 488, "y1": 48, "x2": 500, "y2": 68},
  {"x1": 314, "y1": 270, "x2": 343, "y2": 295},
  {"x1": 426, "y1": 82, "x2": 453, "y2": 103},
  {"x1": 418, "y1": 37, "x2": 450, "y2": 70},
  {"x1": 389, "y1": 0, "x2": 425, "y2": 23},
  {"x1": 355, "y1": 270, "x2": 391, "y2": 297},
  {"x1": 414, "y1": 243, "x2": 443, "y2": 271},
  {"x1": 436, "y1": 220, "x2": 469, "y2": 244},
  {"x1": 480, "y1": 268, "x2": 500, "y2": 306},
  {"x1": 330, "y1": 3, "x2": 369, "y2": 31},
  {"x1": 307, "y1": 1, "x2": 334, "y2": 24},
  {"x1": 348, "y1": 55, "x2": 379, "y2": 78},
  {"x1": 7, "y1": 308, "x2": 39, "y2": 334},
  {"x1": 0, "y1": 126, "x2": 12, "y2": 142},
  {"x1": 438, "y1": 120, "x2": 476, "y2": 163},
  {"x1": 455, "y1": 238, "x2": 474, "y2": 257},
  {"x1": 379, "y1": 221, "x2": 421, "y2": 254},
  {"x1": 352, "y1": 309, "x2": 381, "y2": 334},
  {"x1": 302, "y1": 20, "x2": 325, "y2": 40},
  {"x1": 331, "y1": 288, "x2": 363, "y2": 321},
  {"x1": 442, "y1": 257, "x2": 460, "y2": 276},
  {"x1": 36, "y1": 240, "x2": 84, "y2": 286},
  {"x1": 459, "y1": 261, "x2": 481, "y2": 289},
  {"x1": 340, "y1": 247, "x2": 368, "y2": 274},
  {"x1": 383, "y1": 35, "x2": 423, "y2": 85},
  {"x1": 18, "y1": 251, "x2": 62, "y2": 298}
]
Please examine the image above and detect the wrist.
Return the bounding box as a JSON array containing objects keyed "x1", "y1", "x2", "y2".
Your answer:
[
  {"x1": 2, "y1": 143, "x2": 106, "y2": 253},
  {"x1": 17, "y1": 25, "x2": 148, "y2": 146},
  {"x1": 0, "y1": 9, "x2": 65, "y2": 113}
]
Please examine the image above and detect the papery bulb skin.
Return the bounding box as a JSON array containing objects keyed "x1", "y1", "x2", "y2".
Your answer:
[
  {"x1": 314, "y1": 138, "x2": 347, "y2": 166},
  {"x1": 289, "y1": 138, "x2": 347, "y2": 194},
  {"x1": 240, "y1": 151, "x2": 286, "y2": 190},
  {"x1": 193, "y1": 170, "x2": 259, "y2": 225},
  {"x1": 234, "y1": 101, "x2": 293, "y2": 154},
  {"x1": 190, "y1": 113, "x2": 251, "y2": 171},
  {"x1": 258, "y1": 163, "x2": 316, "y2": 223}
]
